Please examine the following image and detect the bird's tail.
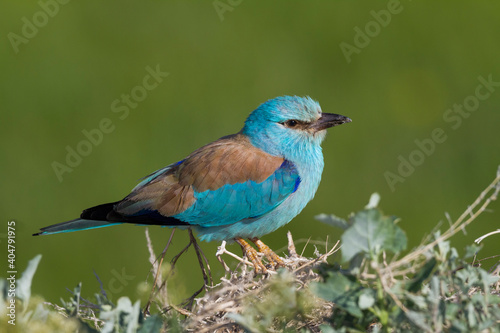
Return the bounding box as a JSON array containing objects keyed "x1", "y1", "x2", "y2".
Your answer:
[
  {"x1": 34, "y1": 200, "x2": 189, "y2": 236},
  {"x1": 33, "y1": 219, "x2": 122, "y2": 236},
  {"x1": 33, "y1": 202, "x2": 122, "y2": 236}
]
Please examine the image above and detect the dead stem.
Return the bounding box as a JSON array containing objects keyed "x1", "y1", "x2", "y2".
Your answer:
[
  {"x1": 385, "y1": 168, "x2": 500, "y2": 275},
  {"x1": 144, "y1": 228, "x2": 176, "y2": 315}
]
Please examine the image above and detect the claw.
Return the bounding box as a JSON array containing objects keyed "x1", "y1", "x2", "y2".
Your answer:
[
  {"x1": 235, "y1": 237, "x2": 268, "y2": 274},
  {"x1": 250, "y1": 237, "x2": 285, "y2": 269}
]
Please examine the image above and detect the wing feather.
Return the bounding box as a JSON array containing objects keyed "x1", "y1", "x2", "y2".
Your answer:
[{"x1": 113, "y1": 133, "x2": 298, "y2": 226}]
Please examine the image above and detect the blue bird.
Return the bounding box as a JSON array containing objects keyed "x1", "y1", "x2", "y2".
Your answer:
[{"x1": 34, "y1": 96, "x2": 351, "y2": 272}]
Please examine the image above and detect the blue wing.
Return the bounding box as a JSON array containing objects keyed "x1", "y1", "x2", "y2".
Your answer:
[
  {"x1": 173, "y1": 160, "x2": 300, "y2": 227},
  {"x1": 114, "y1": 134, "x2": 301, "y2": 227}
]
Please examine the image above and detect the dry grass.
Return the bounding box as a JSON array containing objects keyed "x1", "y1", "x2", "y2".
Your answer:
[
  {"x1": 144, "y1": 229, "x2": 341, "y2": 332},
  {"x1": 185, "y1": 233, "x2": 340, "y2": 332}
]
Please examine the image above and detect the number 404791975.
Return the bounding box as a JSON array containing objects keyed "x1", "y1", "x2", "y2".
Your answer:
[{"x1": 7, "y1": 221, "x2": 15, "y2": 269}]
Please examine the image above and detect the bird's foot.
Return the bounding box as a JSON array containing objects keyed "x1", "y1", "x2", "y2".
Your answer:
[
  {"x1": 250, "y1": 237, "x2": 285, "y2": 269},
  {"x1": 235, "y1": 237, "x2": 268, "y2": 274}
]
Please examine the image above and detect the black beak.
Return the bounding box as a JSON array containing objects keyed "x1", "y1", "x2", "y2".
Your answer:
[{"x1": 311, "y1": 113, "x2": 352, "y2": 132}]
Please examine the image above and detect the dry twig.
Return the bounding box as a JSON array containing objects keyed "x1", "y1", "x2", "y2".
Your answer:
[{"x1": 383, "y1": 166, "x2": 500, "y2": 276}]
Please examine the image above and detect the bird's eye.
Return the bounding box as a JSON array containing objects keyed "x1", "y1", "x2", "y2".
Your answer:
[{"x1": 283, "y1": 120, "x2": 299, "y2": 128}]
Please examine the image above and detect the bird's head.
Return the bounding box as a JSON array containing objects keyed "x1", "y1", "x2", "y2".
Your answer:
[{"x1": 242, "y1": 96, "x2": 351, "y2": 158}]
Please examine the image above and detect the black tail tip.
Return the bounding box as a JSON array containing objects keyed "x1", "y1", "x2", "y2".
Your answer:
[{"x1": 33, "y1": 232, "x2": 43, "y2": 236}]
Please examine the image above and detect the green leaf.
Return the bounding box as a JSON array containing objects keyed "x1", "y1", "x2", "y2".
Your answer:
[
  {"x1": 406, "y1": 258, "x2": 437, "y2": 293},
  {"x1": 100, "y1": 297, "x2": 142, "y2": 333},
  {"x1": 228, "y1": 313, "x2": 260, "y2": 333},
  {"x1": 405, "y1": 294, "x2": 427, "y2": 309},
  {"x1": 477, "y1": 319, "x2": 498, "y2": 331},
  {"x1": 16, "y1": 254, "x2": 42, "y2": 306},
  {"x1": 464, "y1": 244, "x2": 481, "y2": 259},
  {"x1": 138, "y1": 315, "x2": 163, "y2": 333},
  {"x1": 127, "y1": 300, "x2": 141, "y2": 333},
  {"x1": 405, "y1": 311, "x2": 432, "y2": 331},
  {"x1": 341, "y1": 209, "x2": 407, "y2": 262},
  {"x1": 428, "y1": 276, "x2": 441, "y2": 305},
  {"x1": 365, "y1": 193, "x2": 381, "y2": 209},
  {"x1": 466, "y1": 302, "x2": 477, "y2": 327},
  {"x1": 318, "y1": 324, "x2": 344, "y2": 333},
  {"x1": 315, "y1": 213, "x2": 349, "y2": 230},
  {"x1": 358, "y1": 291, "x2": 375, "y2": 309},
  {"x1": 479, "y1": 269, "x2": 499, "y2": 295},
  {"x1": 310, "y1": 272, "x2": 363, "y2": 318},
  {"x1": 436, "y1": 240, "x2": 450, "y2": 259}
]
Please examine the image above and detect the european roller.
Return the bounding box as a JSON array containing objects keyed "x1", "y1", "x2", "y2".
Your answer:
[{"x1": 34, "y1": 96, "x2": 351, "y2": 272}]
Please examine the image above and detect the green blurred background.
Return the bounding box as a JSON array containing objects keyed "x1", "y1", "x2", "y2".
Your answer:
[{"x1": 1, "y1": 1, "x2": 499, "y2": 304}]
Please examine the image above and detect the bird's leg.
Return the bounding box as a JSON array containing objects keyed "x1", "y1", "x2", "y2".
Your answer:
[
  {"x1": 235, "y1": 237, "x2": 267, "y2": 274},
  {"x1": 249, "y1": 237, "x2": 285, "y2": 269}
]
